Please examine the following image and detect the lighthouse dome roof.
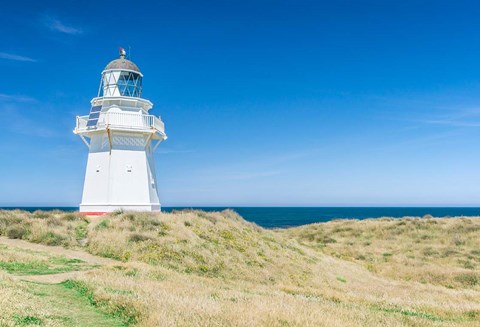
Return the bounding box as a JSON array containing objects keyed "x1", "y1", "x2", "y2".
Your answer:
[{"x1": 104, "y1": 58, "x2": 140, "y2": 73}]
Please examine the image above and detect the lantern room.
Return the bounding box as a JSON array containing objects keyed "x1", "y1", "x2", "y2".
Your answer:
[{"x1": 98, "y1": 48, "x2": 143, "y2": 98}]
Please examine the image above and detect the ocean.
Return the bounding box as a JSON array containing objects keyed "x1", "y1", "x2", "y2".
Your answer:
[{"x1": 1, "y1": 206, "x2": 480, "y2": 228}]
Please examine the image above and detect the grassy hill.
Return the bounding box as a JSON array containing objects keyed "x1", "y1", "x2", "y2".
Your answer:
[{"x1": 0, "y1": 209, "x2": 479, "y2": 326}]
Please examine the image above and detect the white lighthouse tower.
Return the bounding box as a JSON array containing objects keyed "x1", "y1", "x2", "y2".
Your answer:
[{"x1": 74, "y1": 48, "x2": 166, "y2": 213}]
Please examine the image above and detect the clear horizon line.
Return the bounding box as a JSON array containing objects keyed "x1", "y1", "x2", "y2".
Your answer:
[{"x1": 3, "y1": 205, "x2": 480, "y2": 208}]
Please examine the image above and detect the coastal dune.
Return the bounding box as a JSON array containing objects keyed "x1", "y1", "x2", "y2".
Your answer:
[{"x1": 0, "y1": 210, "x2": 478, "y2": 326}]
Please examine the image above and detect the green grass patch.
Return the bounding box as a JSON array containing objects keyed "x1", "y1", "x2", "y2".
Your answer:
[
  {"x1": 15, "y1": 281, "x2": 126, "y2": 326},
  {"x1": 0, "y1": 261, "x2": 73, "y2": 275},
  {"x1": 75, "y1": 223, "x2": 88, "y2": 240},
  {"x1": 373, "y1": 305, "x2": 444, "y2": 322},
  {"x1": 336, "y1": 276, "x2": 347, "y2": 283},
  {"x1": 0, "y1": 254, "x2": 92, "y2": 275},
  {"x1": 62, "y1": 280, "x2": 139, "y2": 326},
  {"x1": 49, "y1": 257, "x2": 84, "y2": 265},
  {"x1": 95, "y1": 219, "x2": 110, "y2": 231},
  {"x1": 13, "y1": 314, "x2": 42, "y2": 326}
]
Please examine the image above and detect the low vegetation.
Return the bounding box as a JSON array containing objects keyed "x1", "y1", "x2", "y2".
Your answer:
[
  {"x1": 0, "y1": 271, "x2": 124, "y2": 326},
  {"x1": 0, "y1": 244, "x2": 93, "y2": 275},
  {"x1": 284, "y1": 217, "x2": 480, "y2": 289},
  {"x1": 0, "y1": 210, "x2": 88, "y2": 247},
  {"x1": 0, "y1": 209, "x2": 479, "y2": 326}
]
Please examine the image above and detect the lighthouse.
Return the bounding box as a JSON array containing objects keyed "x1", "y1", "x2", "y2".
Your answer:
[{"x1": 74, "y1": 48, "x2": 167, "y2": 213}]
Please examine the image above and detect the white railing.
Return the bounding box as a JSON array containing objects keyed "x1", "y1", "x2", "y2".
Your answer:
[
  {"x1": 76, "y1": 116, "x2": 88, "y2": 130},
  {"x1": 75, "y1": 112, "x2": 165, "y2": 134}
]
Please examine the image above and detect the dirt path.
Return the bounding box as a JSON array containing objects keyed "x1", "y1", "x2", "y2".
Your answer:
[
  {"x1": 0, "y1": 236, "x2": 117, "y2": 266},
  {"x1": 0, "y1": 236, "x2": 119, "y2": 283},
  {"x1": 6, "y1": 280, "x2": 125, "y2": 326},
  {"x1": 18, "y1": 271, "x2": 88, "y2": 283},
  {"x1": 0, "y1": 235, "x2": 126, "y2": 325}
]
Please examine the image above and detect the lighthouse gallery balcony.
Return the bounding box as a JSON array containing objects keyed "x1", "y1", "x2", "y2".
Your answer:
[
  {"x1": 74, "y1": 95, "x2": 165, "y2": 138},
  {"x1": 75, "y1": 111, "x2": 165, "y2": 136}
]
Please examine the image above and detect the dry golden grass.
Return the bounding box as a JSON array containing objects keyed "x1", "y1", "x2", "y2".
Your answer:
[
  {"x1": 284, "y1": 217, "x2": 480, "y2": 290},
  {"x1": 0, "y1": 210, "x2": 479, "y2": 326},
  {"x1": 0, "y1": 256, "x2": 122, "y2": 326},
  {"x1": 0, "y1": 209, "x2": 88, "y2": 247}
]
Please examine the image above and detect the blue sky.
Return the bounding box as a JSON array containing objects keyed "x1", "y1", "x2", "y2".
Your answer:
[{"x1": 2, "y1": 0, "x2": 480, "y2": 206}]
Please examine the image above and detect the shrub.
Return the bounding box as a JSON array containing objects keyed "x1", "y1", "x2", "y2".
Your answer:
[
  {"x1": 157, "y1": 222, "x2": 170, "y2": 236},
  {"x1": 455, "y1": 273, "x2": 479, "y2": 287},
  {"x1": 40, "y1": 231, "x2": 66, "y2": 246},
  {"x1": 32, "y1": 210, "x2": 50, "y2": 219},
  {"x1": 46, "y1": 217, "x2": 63, "y2": 227},
  {"x1": 63, "y1": 213, "x2": 86, "y2": 222},
  {"x1": 471, "y1": 249, "x2": 480, "y2": 256},
  {"x1": 129, "y1": 233, "x2": 152, "y2": 243},
  {"x1": 466, "y1": 311, "x2": 479, "y2": 320},
  {"x1": 441, "y1": 248, "x2": 457, "y2": 258},
  {"x1": 463, "y1": 261, "x2": 476, "y2": 270},
  {"x1": 422, "y1": 247, "x2": 439, "y2": 257},
  {"x1": 453, "y1": 236, "x2": 465, "y2": 246},
  {"x1": 95, "y1": 219, "x2": 110, "y2": 230},
  {"x1": 125, "y1": 268, "x2": 138, "y2": 277},
  {"x1": 198, "y1": 212, "x2": 218, "y2": 224},
  {"x1": 111, "y1": 209, "x2": 124, "y2": 216},
  {"x1": 6, "y1": 225, "x2": 28, "y2": 239},
  {"x1": 123, "y1": 213, "x2": 135, "y2": 221},
  {"x1": 221, "y1": 209, "x2": 244, "y2": 222},
  {"x1": 133, "y1": 214, "x2": 169, "y2": 231},
  {"x1": 136, "y1": 242, "x2": 182, "y2": 266},
  {"x1": 0, "y1": 215, "x2": 23, "y2": 233},
  {"x1": 220, "y1": 230, "x2": 235, "y2": 241},
  {"x1": 318, "y1": 235, "x2": 337, "y2": 244},
  {"x1": 75, "y1": 223, "x2": 88, "y2": 240}
]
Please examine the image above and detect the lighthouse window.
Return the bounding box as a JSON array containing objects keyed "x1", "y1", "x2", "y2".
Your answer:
[
  {"x1": 99, "y1": 71, "x2": 142, "y2": 97},
  {"x1": 117, "y1": 71, "x2": 142, "y2": 97}
]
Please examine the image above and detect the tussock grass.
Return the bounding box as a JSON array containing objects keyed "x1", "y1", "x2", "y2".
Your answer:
[
  {"x1": 0, "y1": 210, "x2": 480, "y2": 326},
  {"x1": 86, "y1": 210, "x2": 313, "y2": 283},
  {"x1": 0, "y1": 210, "x2": 88, "y2": 247},
  {"x1": 284, "y1": 217, "x2": 480, "y2": 289}
]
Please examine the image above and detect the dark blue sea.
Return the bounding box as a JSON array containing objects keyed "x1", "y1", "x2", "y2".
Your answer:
[{"x1": 1, "y1": 207, "x2": 480, "y2": 228}]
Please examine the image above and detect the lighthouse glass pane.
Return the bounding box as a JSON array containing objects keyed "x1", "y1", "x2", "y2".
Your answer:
[
  {"x1": 117, "y1": 71, "x2": 142, "y2": 97},
  {"x1": 99, "y1": 71, "x2": 142, "y2": 97}
]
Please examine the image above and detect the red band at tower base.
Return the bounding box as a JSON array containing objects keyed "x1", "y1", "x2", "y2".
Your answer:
[{"x1": 78, "y1": 212, "x2": 108, "y2": 216}]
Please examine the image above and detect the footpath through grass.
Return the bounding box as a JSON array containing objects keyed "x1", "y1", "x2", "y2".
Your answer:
[
  {"x1": 0, "y1": 244, "x2": 97, "y2": 276},
  {"x1": 5, "y1": 280, "x2": 125, "y2": 327},
  {"x1": 0, "y1": 242, "x2": 124, "y2": 326}
]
